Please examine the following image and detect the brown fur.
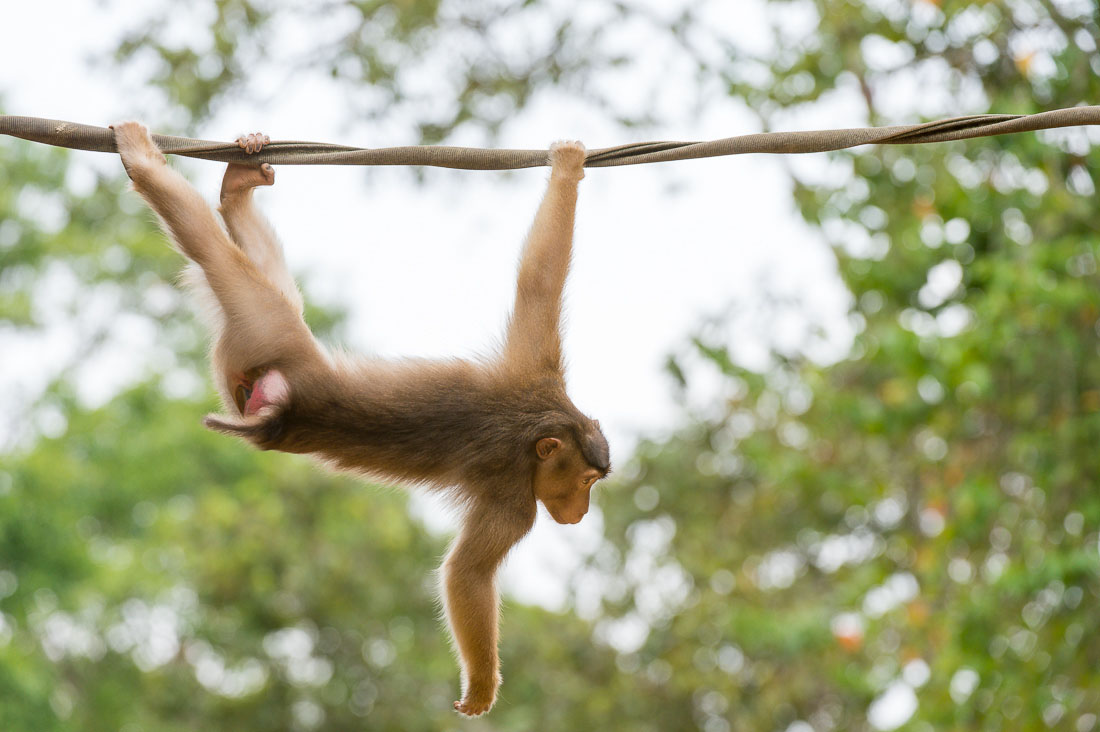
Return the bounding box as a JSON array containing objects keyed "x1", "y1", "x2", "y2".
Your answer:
[{"x1": 113, "y1": 123, "x2": 609, "y2": 716}]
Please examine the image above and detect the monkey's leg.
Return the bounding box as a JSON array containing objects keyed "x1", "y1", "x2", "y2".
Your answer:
[
  {"x1": 502, "y1": 141, "x2": 586, "y2": 373},
  {"x1": 114, "y1": 122, "x2": 317, "y2": 373},
  {"x1": 218, "y1": 133, "x2": 305, "y2": 315},
  {"x1": 441, "y1": 501, "x2": 535, "y2": 717}
]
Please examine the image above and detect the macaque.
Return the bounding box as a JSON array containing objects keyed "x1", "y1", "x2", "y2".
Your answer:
[{"x1": 112, "y1": 122, "x2": 609, "y2": 716}]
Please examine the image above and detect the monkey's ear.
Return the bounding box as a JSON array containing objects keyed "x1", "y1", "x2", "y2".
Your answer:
[{"x1": 536, "y1": 437, "x2": 562, "y2": 460}]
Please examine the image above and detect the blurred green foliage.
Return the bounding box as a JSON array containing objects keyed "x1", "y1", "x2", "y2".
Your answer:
[
  {"x1": 110, "y1": 0, "x2": 651, "y2": 139},
  {"x1": 589, "y1": 2, "x2": 1100, "y2": 730},
  {"x1": 3, "y1": 1, "x2": 1100, "y2": 730}
]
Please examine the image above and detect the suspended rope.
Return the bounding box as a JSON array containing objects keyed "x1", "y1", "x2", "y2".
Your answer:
[{"x1": 2, "y1": 106, "x2": 1099, "y2": 170}]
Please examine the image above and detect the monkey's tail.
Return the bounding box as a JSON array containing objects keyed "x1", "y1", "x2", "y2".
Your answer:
[
  {"x1": 204, "y1": 369, "x2": 289, "y2": 448},
  {"x1": 204, "y1": 409, "x2": 286, "y2": 449}
]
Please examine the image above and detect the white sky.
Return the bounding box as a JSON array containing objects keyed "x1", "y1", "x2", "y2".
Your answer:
[{"x1": 0, "y1": 0, "x2": 856, "y2": 609}]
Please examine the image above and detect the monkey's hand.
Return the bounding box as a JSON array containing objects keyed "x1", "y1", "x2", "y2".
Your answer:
[
  {"x1": 221, "y1": 132, "x2": 275, "y2": 203},
  {"x1": 111, "y1": 121, "x2": 167, "y2": 180},
  {"x1": 454, "y1": 675, "x2": 500, "y2": 717},
  {"x1": 548, "y1": 140, "x2": 586, "y2": 181}
]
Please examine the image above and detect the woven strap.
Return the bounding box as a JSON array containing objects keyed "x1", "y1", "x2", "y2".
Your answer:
[{"x1": 2, "y1": 107, "x2": 1098, "y2": 169}]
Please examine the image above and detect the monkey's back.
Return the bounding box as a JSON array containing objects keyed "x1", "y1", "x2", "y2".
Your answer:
[{"x1": 278, "y1": 356, "x2": 552, "y2": 490}]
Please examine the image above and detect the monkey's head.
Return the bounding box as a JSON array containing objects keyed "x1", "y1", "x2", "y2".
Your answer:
[{"x1": 532, "y1": 419, "x2": 610, "y2": 525}]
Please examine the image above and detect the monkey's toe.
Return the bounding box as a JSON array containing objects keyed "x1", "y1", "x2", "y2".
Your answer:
[{"x1": 236, "y1": 132, "x2": 269, "y2": 154}]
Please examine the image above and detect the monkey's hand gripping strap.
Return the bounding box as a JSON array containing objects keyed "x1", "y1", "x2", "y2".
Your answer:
[{"x1": 3, "y1": 106, "x2": 1100, "y2": 170}]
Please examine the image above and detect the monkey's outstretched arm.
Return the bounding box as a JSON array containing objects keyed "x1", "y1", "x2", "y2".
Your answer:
[
  {"x1": 441, "y1": 500, "x2": 535, "y2": 717},
  {"x1": 502, "y1": 141, "x2": 586, "y2": 373}
]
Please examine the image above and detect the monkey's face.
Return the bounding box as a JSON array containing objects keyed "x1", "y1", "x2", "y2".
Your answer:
[{"x1": 533, "y1": 436, "x2": 605, "y2": 525}]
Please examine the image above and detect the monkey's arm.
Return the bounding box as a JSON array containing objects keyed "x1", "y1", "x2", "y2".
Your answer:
[
  {"x1": 502, "y1": 141, "x2": 586, "y2": 372},
  {"x1": 441, "y1": 500, "x2": 535, "y2": 717}
]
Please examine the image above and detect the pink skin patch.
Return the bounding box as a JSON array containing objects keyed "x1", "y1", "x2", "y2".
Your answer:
[{"x1": 234, "y1": 369, "x2": 290, "y2": 416}]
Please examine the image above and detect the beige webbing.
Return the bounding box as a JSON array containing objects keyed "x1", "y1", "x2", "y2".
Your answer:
[{"x1": 2, "y1": 107, "x2": 1099, "y2": 170}]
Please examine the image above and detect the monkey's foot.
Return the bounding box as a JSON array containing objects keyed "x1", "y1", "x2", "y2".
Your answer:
[
  {"x1": 111, "y1": 121, "x2": 167, "y2": 177},
  {"x1": 237, "y1": 132, "x2": 270, "y2": 154},
  {"x1": 453, "y1": 680, "x2": 497, "y2": 717},
  {"x1": 221, "y1": 132, "x2": 275, "y2": 201},
  {"x1": 221, "y1": 163, "x2": 275, "y2": 200},
  {"x1": 549, "y1": 140, "x2": 586, "y2": 180},
  {"x1": 232, "y1": 369, "x2": 290, "y2": 416}
]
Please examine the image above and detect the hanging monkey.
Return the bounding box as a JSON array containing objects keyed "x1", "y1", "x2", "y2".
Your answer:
[{"x1": 112, "y1": 122, "x2": 609, "y2": 716}]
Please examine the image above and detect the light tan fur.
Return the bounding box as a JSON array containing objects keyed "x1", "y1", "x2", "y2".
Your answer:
[{"x1": 113, "y1": 122, "x2": 608, "y2": 716}]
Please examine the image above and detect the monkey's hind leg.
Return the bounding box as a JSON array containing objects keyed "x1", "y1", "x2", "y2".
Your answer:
[
  {"x1": 114, "y1": 122, "x2": 320, "y2": 408},
  {"x1": 218, "y1": 132, "x2": 305, "y2": 316}
]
